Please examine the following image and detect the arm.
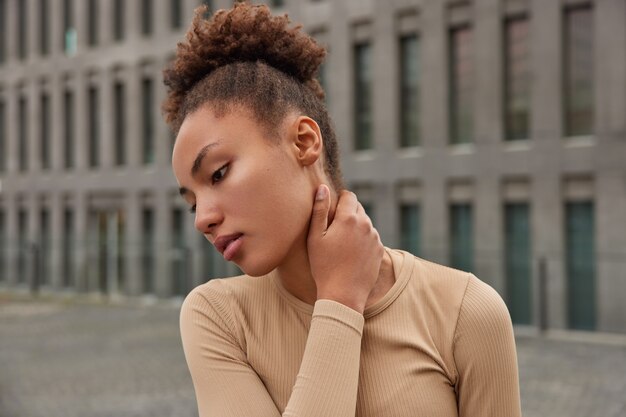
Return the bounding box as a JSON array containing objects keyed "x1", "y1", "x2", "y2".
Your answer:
[
  {"x1": 180, "y1": 288, "x2": 364, "y2": 417},
  {"x1": 453, "y1": 274, "x2": 522, "y2": 417}
]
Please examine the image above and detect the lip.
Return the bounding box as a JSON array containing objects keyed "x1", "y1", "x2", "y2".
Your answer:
[{"x1": 214, "y1": 233, "x2": 244, "y2": 258}]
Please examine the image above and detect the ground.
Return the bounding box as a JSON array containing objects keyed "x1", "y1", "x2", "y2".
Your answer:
[{"x1": 0, "y1": 296, "x2": 624, "y2": 417}]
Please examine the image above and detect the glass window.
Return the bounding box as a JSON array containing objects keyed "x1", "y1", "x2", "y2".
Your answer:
[
  {"x1": 113, "y1": 82, "x2": 125, "y2": 166},
  {"x1": 449, "y1": 26, "x2": 474, "y2": 144},
  {"x1": 504, "y1": 17, "x2": 530, "y2": 140},
  {"x1": 564, "y1": 6, "x2": 593, "y2": 137},
  {"x1": 40, "y1": 92, "x2": 51, "y2": 169},
  {"x1": 63, "y1": 0, "x2": 76, "y2": 56},
  {"x1": 0, "y1": 208, "x2": 5, "y2": 282},
  {"x1": 18, "y1": 95, "x2": 28, "y2": 172},
  {"x1": 450, "y1": 204, "x2": 473, "y2": 272},
  {"x1": 142, "y1": 208, "x2": 154, "y2": 293},
  {"x1": 354, "y1": 42, "x2": 372, "y2": 150},
  {"x1": 112, "y1": 0, "x2": 125, "y2": 41},
  {"x1": 0, "y1": 0, "x2": 6, "y2": 63},
  {"x1": 63, "y1": 90, "x2": 74, "y2": 169},
  {"x1": 40, "y1": 208, "x2": 50, "y2": 285},
  {"x1": 17, "y1": 0, "x2": 27, "y2": 60},
  {"x1": 170, "y1": 0, "x2": 182, "y2": 29},
  {"x1": 400, "y1": 204, "x2": 420, "y2": 256},
  {"x1": 565, "y1": 201, "x2": 595, "y2": 330},
  {"x1": 504, "y1": 203, "x2": 532, "y2": 324},
  {"x1": 271, "y1": 0, "x2": 284, "y2": 7},
  {"x1": 399, "y1": 34, "x2": 420, "y2": 147},
  {"x1": 62, "y1": 208, "x2": 74, "y2": 287},
  {"x1": 17, "y1": 209, "x2": 27, "y2": 284},
  {"x1": 39, "y1": 0, "x2": 50, "y2": 55},
  {"x1": 141, "y1": 0, "x2": 153, "y2": 36},
  {"x1": 88, "y1": 86, "x2": 99, "y2": 168},
  {"x1": 0, "y1": 99, "x2": 5, "y2": 172},
  {"x1": 87, "y1": 0, "x2": 99, "y2": 46},
  {"x1": 142, "y1": 77, "x2": 155, "y2": 164}
]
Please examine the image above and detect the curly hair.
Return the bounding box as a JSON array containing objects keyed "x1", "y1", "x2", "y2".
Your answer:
[{"x1": 162, "y1": 2, "x2": 344, "y2": 191}]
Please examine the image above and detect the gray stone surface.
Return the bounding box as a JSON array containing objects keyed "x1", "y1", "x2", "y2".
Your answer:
[{"x1": 0, "y1": 297, "x2": 625, "y2": 417}]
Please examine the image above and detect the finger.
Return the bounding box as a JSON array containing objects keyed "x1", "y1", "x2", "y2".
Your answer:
[
  {"x1": 309, "y1": 184, "x2": 331, "y2": 235},
  {"x1": 335, "y1": 190, "x2": 359, "y2": 219}
]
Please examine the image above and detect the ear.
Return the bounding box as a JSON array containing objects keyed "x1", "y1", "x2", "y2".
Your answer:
[{"x1": 291, "y1": 116, "x2": 323, "y2": 167}]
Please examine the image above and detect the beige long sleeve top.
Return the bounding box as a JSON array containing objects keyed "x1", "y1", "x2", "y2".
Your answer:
[{"x1": 180, "y1": 248, "x2": 522, "y2": 417}]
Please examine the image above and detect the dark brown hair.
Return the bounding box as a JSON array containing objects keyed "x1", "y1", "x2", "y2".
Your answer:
[{"x1": 162, "y1": 2, "x2": 344, "y2": 191}]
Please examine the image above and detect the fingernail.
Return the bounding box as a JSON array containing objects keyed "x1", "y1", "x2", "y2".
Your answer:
[{"x1": 316, "y1": 185, "x2": 327, "y2": 201}]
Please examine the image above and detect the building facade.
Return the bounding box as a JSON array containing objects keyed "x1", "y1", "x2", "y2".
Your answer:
[{"x1": 1, "y1": 0, "x2": 625, "y2": 333}]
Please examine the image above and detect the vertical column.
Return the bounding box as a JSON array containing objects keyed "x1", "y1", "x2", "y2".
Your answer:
[
  {"x1": 50, "y1": 0, "x2": 62, "y2": 57},
  {"x1": 27, "y1": 0, "x2": 38, "y2": 61},
  {"x1": 5, "y1": 86, "x2": 17, "y2": 173},
  {"x1": 124, "y1": 191, "x2": 143, "y2": 295},
  {"x1": 50, "y1": 193, "x2": 63, "y2": 288},
  {"x1": 154, "y1": 0, "x2": 168, "y2": 37},
  {"x1": 530, "y1": 0, "x2": 561, "y2": 141},
  {"x1": 99, "y1": 0, "x2": 112, "y2": 46},
  {"x1": 372, "y1": 1, "x2": 397, "y2": 156},
  {"x1": 595, "y1": 0, "x2": 626, "y2": 138},
  {"x1": 474, "y1": 0, "x2": 502, "y2": 144},
  {"x1": 27, "y1": 82, "x2": 40, "y2": 174},
  {"x1": 154, "y1": 190, "x2": 171, "y2": 297},
  {"x1": 26, "y1": 194, "x2": 40, "y2": 290},
  {"x1": 596, "y1": 173, "x2": 626, "y2": 332},
  {"x1": 100, "y1": 70, "x2": 113, "y2": 168},
  {"x1": 532, "y1": 174, "x2": 565, "y2": 329},
  {"x1": 421, "y1": 0, "x2": 447, "y2": 149},
  {"x1": 422, "y1": 178, "x2": 447, "y2": 264},
  {"x1": 5, "y1": 0, "x2": 16, "y2": 61},
  {"x1": 51, "y1": 74, "x2": 63, "y2": 171},
  {"x1": 74, "y1": 0, "x2": 86, "y2": 54},
  {"x1": 74, "y1": 73, "x2": 87, "y2": 171},
  {"x1": 155, "y1": 60, "x2": 172, "y2": 168},
  {"x1": 126, "y1": 66, "x2": 141, "y2": 168},
  {"x1": 187, "y1": 206, "x2": 203, "y2": 288},
  {"x1": 73, "y1": 192, "x2": 88, "y2": 292},
  {"x1": 326, "y1": 0, "x2": 349, "y2": 156},
  {"x1": 126, "y1": 0, "x2": 140, "y2": 40},
  {"x1": 474, "y1": 177, "x2": 503, "y2": 291}
]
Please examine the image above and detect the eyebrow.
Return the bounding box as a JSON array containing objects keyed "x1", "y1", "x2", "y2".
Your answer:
[{"x1": 178, "y1": 141, "x2": 221, "y2": 197}]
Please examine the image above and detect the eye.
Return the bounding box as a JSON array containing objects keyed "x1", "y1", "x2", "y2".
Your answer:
[{"x1": 211, "y1": 164, "x2": 229, "y2": 184}]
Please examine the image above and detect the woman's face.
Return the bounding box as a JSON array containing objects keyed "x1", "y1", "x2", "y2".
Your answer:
[{"x1": 172, "y1": 105, "x2": 321, "y2": 276}]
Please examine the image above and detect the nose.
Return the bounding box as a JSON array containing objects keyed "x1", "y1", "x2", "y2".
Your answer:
[{"x1": 193, "y1": 199, "x2": 223, "y2": 236}]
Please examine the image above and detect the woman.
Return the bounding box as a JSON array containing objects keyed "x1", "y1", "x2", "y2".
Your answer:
[{"x1": 163, "y1": 3, "x2": 522, "y2": 417}]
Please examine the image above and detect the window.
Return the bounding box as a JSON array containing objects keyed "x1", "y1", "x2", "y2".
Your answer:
[
  {"x1": 399, "y1": 204, "x2": 420, "y2": 256},
  {"x1": 171, "y1": 208, "x2": 189, "y2": 296},
  {"x1": 62, "y1": 208, "x2": 75, "y2": 287},
  {"x1": 40, "y1": 92, "x2": 51, "y2": 169},
  {"x1": 64, "y1": 90, "x2": 74, "y2": 169},
  {"x1": 170, "y1": 0, "x2": 183, "y2": 29},
  {"x1": 142, "y1": 208, "x2": 154, "y2": 293},
  {"x1": 88, "y1": 86, "x2": 99, "y2": 168},
  {"x1": 39, "y1": 0, "x2": 50, "y2": 55},
  {"x1": 40, "y1": 208, "x2": 50, "y2": 285},
  {"x1": 200, "y1": 0, "x2": 213, "y2": 18},
  {"x1": 141, "y1": 0, "x2": 153, "y2": 36},
  {"x1": 271, "y1": 0, "x2": 284, "y2": 7},
  {"x1": 0, "y1": 99, "x2": 5, "y2": 172},
  {"x1": 113, "y1": 82, "x2": 126, "y2": 166},
  {"x1": 449, "y1": 26, "x2": 473, "y2": 144},
  {"x1": 18, "y1": 95, "x2": 28, "y2": 172},
  {"x1": 17, "y1": 0, "x2": 27, "y2": 60},
  {"x1": 565, "y1": 201, "x2": 595, "y2": 330},
  {"x1": 113, "y1": 0, "x2": 125, "y2": 41},
  {"x1": 17, "y1": 209, "x2": 27, "y2": 283},
  {"x1": 450, "y1": 204, "x2": 473, "y2": 272},
  {"x1": 142, "y1": 77, "x2": 155, "y2": 164},
  {"x1": 0, "y1": 0, "x2": 6, "y2": 63},
  {"x1": 63, "y1": 0, "x2": 77, "y2": 56},
  {"x1": 87, "y1": 0, "x2": 99, "y2": 46},
  {"x1": 504, "y1": 17, "x2": 530, "y2": 140},
  {"x1": 399, "y1": 34, "x2": 420, "y2": 147},
  {"x1": 0, "y1": 208, "x2": 5, "y2": 282},
  {"x1": 354, "y1": 42, "x2": 372, "y2": 150},
  {"x1": 564, "y1": 6, "x2": 593, "y2": 137},
  {"x1": 504, "y1": 203, "x2": 531, "y2": 324}
]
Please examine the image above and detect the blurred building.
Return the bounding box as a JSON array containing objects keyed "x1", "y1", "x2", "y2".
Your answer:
[{"x1": 1, "y1": 0, "x2": 625, "y2": 333}]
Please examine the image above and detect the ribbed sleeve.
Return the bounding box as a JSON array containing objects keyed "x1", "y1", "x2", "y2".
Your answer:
[{"x1": 453, "y1": 274, "x2": 522, "y2": 417}]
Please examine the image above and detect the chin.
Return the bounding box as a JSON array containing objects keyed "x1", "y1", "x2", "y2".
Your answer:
[{"x1": 235, "y1": 255, "x2": 281, "y2": 277}]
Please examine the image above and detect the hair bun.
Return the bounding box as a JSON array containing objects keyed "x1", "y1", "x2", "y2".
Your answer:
[{"x1": 171, "y1": 3, "x2": 326, "y2": 101}]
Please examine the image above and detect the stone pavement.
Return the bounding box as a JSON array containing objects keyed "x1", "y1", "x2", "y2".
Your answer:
[{"x1": 0, "y1": 296, "x2": 625, "y2": 417}]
